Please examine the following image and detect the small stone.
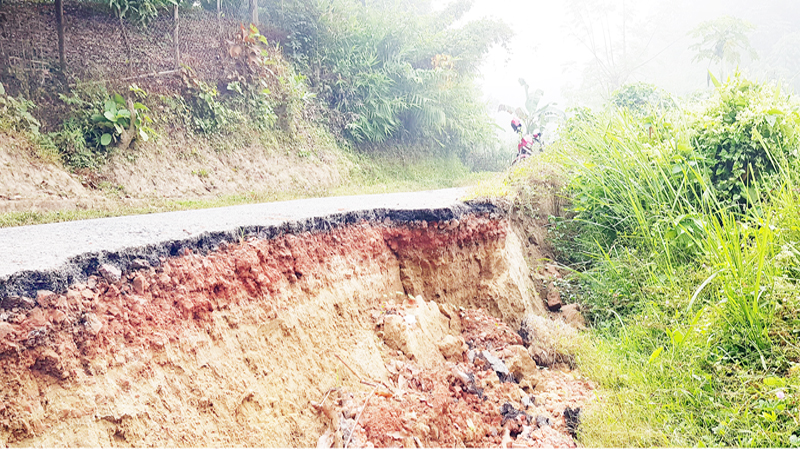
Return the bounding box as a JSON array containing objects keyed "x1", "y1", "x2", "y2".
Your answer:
[
  {"x1": 546, "y1": 288, "x2": 562, "y2": 312},
  {"x1": 535, "y1": 415, "x2": 551, "y2": 428},
  {"x1": 521, "y1": 395, "x2": 534, "y2": 409},
  {"x1": 505, "y1": 345, "x2": 540, "y2": 391},
  {"x1": 479, "y1": 350, "x2": 513, "y2": 382},
  {"x1": 48, "y1": 310, "x2": 67, "y2": 324},
  {"x1": 132, "y1": 275, "x2": 148, "y2": 295},
  {"x1": 98, "y1": 264, "x2": 122, "y2": 283},
  {"x1": 84, "y1": 314, "x2": 103, "y2": 335},
  {"x1": 25, "y1": 308, "x2": 47, "y2": 328},
  {"x1": 437, "y1": 335, "x2": 467, "y2": 360},
  {"x1": 561, "y1": 304, "x2": 586, "y2": 330},
  {"x1": 36, "y1": 290, "x2": 56, "y2": 307},
  {"x1": 87, "y1": 276, "x2": 98, "y2": 289},
  {"x1": 130, "y1": 258, "x2": 151, "y2": 270}
]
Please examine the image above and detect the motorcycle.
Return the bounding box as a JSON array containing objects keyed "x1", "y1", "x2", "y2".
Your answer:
[{"x1": 511, "y1": 132, "x2": 543, "y2": 166}]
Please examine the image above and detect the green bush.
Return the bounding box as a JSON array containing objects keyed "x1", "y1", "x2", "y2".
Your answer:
[
  {"x1": 547, "y1": 76, "x2": 800, "y2": 447},
  {"x1": 611, "y1": 82, "x2": 675, "y2": 117},
  {"x1": 0, "y1": 83, "x2": 41, "y2": 135},
  {"x1": 691, "y1": 74, "x2": 800, "y2": 207}
]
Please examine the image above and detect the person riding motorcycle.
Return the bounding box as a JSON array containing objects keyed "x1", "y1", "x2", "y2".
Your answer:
[{"x1": 510, "y1": 118, "x2": 542, "y2": 165}]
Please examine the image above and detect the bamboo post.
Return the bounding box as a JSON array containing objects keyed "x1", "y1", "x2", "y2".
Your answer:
[{"x1": 217, "y1": 0, "x2": 222, "y2": 36}]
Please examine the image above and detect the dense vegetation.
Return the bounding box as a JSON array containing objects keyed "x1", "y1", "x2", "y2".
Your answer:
[
  {"x1": 261, "y1": 0, "x2": 508, "y2": 153},
  {"x1": 536, "y1": 74, "x2": 800, "y2": 447},
  {"x1": 0, "y1": 0, "x2": 506, "y2": 173}
]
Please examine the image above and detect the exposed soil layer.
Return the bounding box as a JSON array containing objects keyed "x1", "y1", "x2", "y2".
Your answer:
[
  {"x1": 0, "y1": 211, "x2": 592, "y2": 447},
  {"x1": 0, "y1": 198, "x2": 494, "y2": 302}
]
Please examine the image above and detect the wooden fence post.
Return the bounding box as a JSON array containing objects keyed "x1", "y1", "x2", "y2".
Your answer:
[{"x1": 173, "y1": 5, "x2": 180, "y2": 69}]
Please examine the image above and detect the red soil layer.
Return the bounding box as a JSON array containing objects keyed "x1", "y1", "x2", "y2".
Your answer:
[{"x1": 0, "y1": 214, "x2": 516, "y2": 440}]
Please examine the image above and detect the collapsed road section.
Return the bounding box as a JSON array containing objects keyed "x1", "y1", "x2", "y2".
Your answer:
[{"x1": 0, "y1": 189, "x2": 592, "y2": 447}]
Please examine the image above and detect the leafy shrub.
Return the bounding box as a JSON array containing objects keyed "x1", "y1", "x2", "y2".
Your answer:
[
  {"x1": 91, "y1": 91, "x2": 155, "y2": 148},
  {"x1": 0, "y1": 83, "x2": 41, "y2": 135},
  {"x1": 48, "y1": 84, "x2": 156, "y2": 168},
  {"x1": 106, "y1": 0, "x2": 175, "y2": 27},
  {"x1": 181, "y1": 25, "x2": 318, "y2": 136},
  {"x1": 181, "y1": 70, "x2": 239, "y2": 135},
  {"x1": 611, "y1": 82, "x2": 675, "y2": 117},
  {"x1": 691, "y1": 74, "x2": 800, "y2": 207}
]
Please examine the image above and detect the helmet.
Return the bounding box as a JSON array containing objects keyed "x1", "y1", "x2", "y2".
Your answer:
[{"x1": 511, "y1": 118, "x2": 522, "y2": 133}]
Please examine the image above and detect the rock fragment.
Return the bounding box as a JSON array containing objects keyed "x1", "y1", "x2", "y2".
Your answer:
[
  {"x1": 84, "y1": 313, "x2": 103, "y2": 335},
  {"x1": 560, "y1": 304, "x2": 586, "y2": 330},
  {"x1": 563, "y1": 406, "x2": 581, "y2": 437},
  {"x1": 500, "y1": 402, "x2": 531, "y2": 427},
  {"x1": 535, "y1": 415, "x2": 551, "y2": 428},
  {"x1": 132, "y1": 275, "x2": 148, "y2": 295},
  {"x1": 477, "y1": 350, "x2": 514, "y2": 383},
  {"x1": 546, "y1": 287, "x2": 562, "y2": 312},
  {"x1": 437, "y1": 334, "x2": 467, "y2": 360},
  {"x1": 98, "y1": 263, "x2": 122, "y2": 283},
  {"x1": 505, "y1": 345, "x2": 540, "y2": 390}
]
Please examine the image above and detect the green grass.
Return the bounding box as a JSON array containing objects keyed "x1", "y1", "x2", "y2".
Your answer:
[
  {"x1": 487, "y1": 76, "x2": 800, "y2": 447},
  {"x1": 553, "y1": 100, "x2": 800, "y2": 446},
  {"x1": 334, "y1": 144, "x2": 497, "y2": 195}
]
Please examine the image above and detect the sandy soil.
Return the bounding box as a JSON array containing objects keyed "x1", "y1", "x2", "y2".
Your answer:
[
  {"x1": 0, "y1": 133, "x2": 114, "y2": 212},
  {"x1": 0, "y1": 126, "x2": 346, "y2": 214}
]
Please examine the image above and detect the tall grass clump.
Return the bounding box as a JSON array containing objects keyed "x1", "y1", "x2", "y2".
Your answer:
[{"x1": 550, "y1": 75, "x2": 800, "y2": 447}]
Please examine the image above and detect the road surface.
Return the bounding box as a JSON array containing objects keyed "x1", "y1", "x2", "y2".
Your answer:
[{"x1": 0, "y1": 188, "x2": 499, "y2": 302}]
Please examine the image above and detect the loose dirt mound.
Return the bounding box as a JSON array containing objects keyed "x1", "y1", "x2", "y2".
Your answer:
[
  {"x1": 325, "y1": 297, "x2": 593, "y2": 448},
  {"x1": 0, "y1": 133, "x2": 114, "y2": 212},
  {"x1": 0, "y1": 213, "x2": 592, "y2": 447}
]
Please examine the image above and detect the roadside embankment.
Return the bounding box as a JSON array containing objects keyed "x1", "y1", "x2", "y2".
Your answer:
[{"x1": 0, "y1": 190, "x2": 590, "y2": 447}]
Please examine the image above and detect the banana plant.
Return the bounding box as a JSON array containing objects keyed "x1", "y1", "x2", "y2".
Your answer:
[{"x1": 497, "y1": 78, "x2": 565, "y2": 137}]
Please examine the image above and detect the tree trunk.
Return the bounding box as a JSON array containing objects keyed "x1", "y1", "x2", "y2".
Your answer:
[
  {"x1": 55, "y1": 0, "x2": 65, "y2": 73},
  {"x1": 117, "y1": 97, "x2": 137, "y2": 151},
  {"x1": 249, "y1": 0, "x2": 258, "y2": 26}
]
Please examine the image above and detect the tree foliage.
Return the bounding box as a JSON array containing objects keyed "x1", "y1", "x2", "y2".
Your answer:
[
  {"x1": 107, "y1": 0, "x2": 178, "y2": 26},
  {"x1": 262, "y1": 0, "x2": 511, "y2": 149},
  {"x1": 498, "y1": 78, "x2": 564, "y2": 138},
  {"x1": 689, "y1": 15, "x2": 757, "y2": 82},
  {"x1": 610, "y1": 82, "x2": 675, "y2": 117}
]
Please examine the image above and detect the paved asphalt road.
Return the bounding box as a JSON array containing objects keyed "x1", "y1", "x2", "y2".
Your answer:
[{"x1": 1, "y1": 188, "x2": 484, "y2": 299}]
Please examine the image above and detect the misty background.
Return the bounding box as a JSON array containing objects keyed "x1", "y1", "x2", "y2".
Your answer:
[{"x1": 442, "y1": 0, "x2": 800, "y2": 134}]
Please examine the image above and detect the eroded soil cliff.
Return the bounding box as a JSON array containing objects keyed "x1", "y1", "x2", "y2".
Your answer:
[{"x1": 0, "y1": 211, "x2": 590, "y2": 447}]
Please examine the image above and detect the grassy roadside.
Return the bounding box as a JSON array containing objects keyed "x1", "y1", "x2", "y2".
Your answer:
[
  {"x1": 480, "y1": 76, "x2": 800, "y2": 447},
  {"x1": 0, "y1": 147, "x2": 497, "y2": 228}
]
